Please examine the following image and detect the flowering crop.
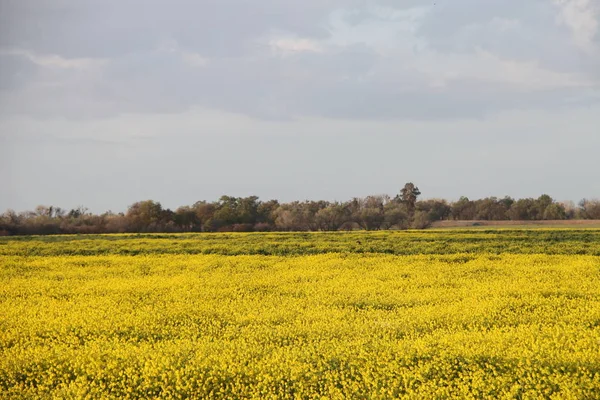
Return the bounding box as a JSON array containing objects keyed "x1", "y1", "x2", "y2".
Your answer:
[
  {"x1": 1, "y1": 231, "x2": 599, "y2": 398},
  {"x1": 2, "y1": 229, "x2": 600, "y2": 257}
]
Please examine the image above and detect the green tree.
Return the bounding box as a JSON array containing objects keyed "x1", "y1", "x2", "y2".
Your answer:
[
  {"x1": 474, "y1": 197, "x2": 509, "y2": 220},
  {"x1": 536, "y1": 194, "x2": 554, "y2": 219},
  {"x1": 508, "y1": 198, "x2": 537, "y2": 220},
  {"x1": 417, "y1": 199, "x2": 451, "y2": 221},
  {"x1": 382, "y1": 203, "x2": 409, "y2": 229},
  {"x1": 174, "y1": 206, "x2": 199, "y2": 231},
  {"x1": 315, "y1": 203, "x2": 348, "y2": 231},
  {"x1": 543, "y1": 203, "x2": 566, "y2": 220}
]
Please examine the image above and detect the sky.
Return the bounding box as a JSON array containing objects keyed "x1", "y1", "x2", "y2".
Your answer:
[{"x1": 1, "y1": 0, "x2": 599, "y2": 213}]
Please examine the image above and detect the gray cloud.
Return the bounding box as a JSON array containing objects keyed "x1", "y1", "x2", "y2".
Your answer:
[
  {"x1": 0, "y1": 53, "x2": 38, "y2": 90},
  {"x1": 1, "y1": 0, "x2": 599, "y2": 211},
  {"x1": 1, "y1": 0, "x2": 598, "y2": 121},
  {"x1": 0, "y1": 0, "x2": 340, "y2": 58}
]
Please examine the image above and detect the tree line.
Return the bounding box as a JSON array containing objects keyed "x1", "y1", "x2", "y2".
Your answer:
[{"x1": 1, "y1": 183, "x2": 599, "y2": 236}]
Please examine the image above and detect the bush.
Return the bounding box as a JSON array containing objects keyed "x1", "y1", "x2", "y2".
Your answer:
[
  {"x1": 411, "y1": 211, "x2": 431, "y2": 229},
  {"x1": 232, "y1": 223, "x2": 254, "y2": 232},
  {"x1": 253, "y1": 223, "x2": 272, "y2": 232}
]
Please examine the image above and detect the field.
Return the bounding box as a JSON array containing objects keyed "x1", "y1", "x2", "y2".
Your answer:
[
  {"x1": 1, "y1": 230, "x2": 600, "y2": 399},
  {"x1": 431, "y1": 220, "x2": 600, "y2": 229}
]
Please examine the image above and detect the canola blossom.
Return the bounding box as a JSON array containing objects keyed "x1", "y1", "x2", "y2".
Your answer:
[{"x1": 1, "y1": 230, "x2": 600, "y2": 398}]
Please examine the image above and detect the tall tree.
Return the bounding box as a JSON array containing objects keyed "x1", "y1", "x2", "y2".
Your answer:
[{"x1": 398, "y1": 182, "x2": 421, "y2": 211}]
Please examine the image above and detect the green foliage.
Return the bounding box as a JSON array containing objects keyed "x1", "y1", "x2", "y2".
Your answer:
[{"x1": 2, "y1": 230, "x2": 600, "y2": 257}]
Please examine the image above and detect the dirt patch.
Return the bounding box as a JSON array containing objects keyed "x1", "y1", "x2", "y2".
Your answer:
[{"x1": 430, "y1": 220, "x2": 600, "y2": 229}]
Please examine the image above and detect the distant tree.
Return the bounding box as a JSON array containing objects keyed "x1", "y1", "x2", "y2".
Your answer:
[
  {"x1": 272, "y1": 206, "x2": 297, "y2": 231},
  {"x1": 304, "y1": 201, "x2": 329, "y2": 231},
  {"x1": 382, "y1": 202, "x2": 409, "y2": 229},
  {"x1": 273, "y1": 202, "x2": 312, "y2": 231},
  {"x1": 508, "y1": 198, "x2": 537, "y2": 220},
  {"x1": 398, "y1": 183, "x2": 421, "y2": 211},
  {"x1": 68, "y1": 206, "x2": 89, "y2": 219},
  {"x1": 35, "y1": 205, "x2": 51, "y2": 217},
  {"x1": 411, "y1": 211, "x2": 431, "y2": 229},
  {"x1": 126, "y1": 200, "x2": 164, "y2": 231},
  {"x1": 451, "y1": 197, "x2": 476, "y2": 220},
  {"x1": 1, "y1": 210, "x2": 19, "y2": 225},
  {"x1": 256, "y1": 200, "x2": 279, "y2": 227},
  {"x1": 209, "y1": 195, "x2": 262, "y2": 230},
  {"x1": 104, "y1": 213, "x2": 129, "y2": 233},
  {"x1": 474, "y1": 197, "x2": 509, "y2": 220},
  {"x1": 499, "y1": 196, "x2": 515, "y2": 211},
  {"x1": 536, "y1": 194, "x2": 554, "y2": 219},
  {"x1": 347, "y1": 195, "x2": 391, "y2": 230},
  {"x1": 237, "y1": 196, "x2": 260, "y2": 224},
  {"x1": 357, "y1": 207, "x2": 385, "y2": 230},
  {"x1": 543, "y1": 203, "x2": 566, "y2": 220},
  {"x1": 579, "y1": 199, "x2": 600, "y2": 219},
  {"x1": 560, "y1": 201, "x2": 578, "y2": 219},
  {"x1": 192, "y1": 201, "x2": 216, "y2": 231},
  {"x1": 2, "y1": 191, "x2": 598, "y2": 235},
  {"x1": 417, "y1": 199, "x2": 451, "y2": 221},
  {"x1": 0, "y1": 210, "x2": 19, "y2": 235},
  {"x1": 212, "y1": 196, "x2": 240, "y2": 229},
  {"x1": 174, "y1": 206, "x2": 199, "y2": 231},
  {"x1": 315, "y1": 203, "x2": 348, "y2": 231}
]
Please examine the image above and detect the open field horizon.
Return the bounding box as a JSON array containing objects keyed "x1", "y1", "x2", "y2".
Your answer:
[
  {"x1": 3, "y1": 193, "x2": 600, "y2": 236},
  {"x1": 3, "y1": 1, "x2": 600, "y2": 397}
]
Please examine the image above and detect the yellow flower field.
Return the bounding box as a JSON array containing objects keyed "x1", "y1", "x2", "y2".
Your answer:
[{"x1": 1, "y1": 231, "x2": 600, "y2": 398}]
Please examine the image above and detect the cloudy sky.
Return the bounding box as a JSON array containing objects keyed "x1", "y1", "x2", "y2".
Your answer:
[{"x1": 1, "y1": 0, "x2": 599, "y2": 212}]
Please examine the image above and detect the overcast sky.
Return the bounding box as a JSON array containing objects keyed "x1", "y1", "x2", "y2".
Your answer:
[{"x1": 1, "y1": 0, "x2": 599, "y2": 213}]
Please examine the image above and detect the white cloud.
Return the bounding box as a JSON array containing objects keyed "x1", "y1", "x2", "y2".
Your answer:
[
  {"x1": 324, "y1": 7, "x2": 591, "y2": 92},
  {"x1": 418, "y1": 49, "x2": 592, "y2": 90},
  {"x1": 155, "y1": 40, "x2": 209, "y2": 67},
  {"x1": 554, "y1": 0, "x2": 599, "y2": 53},
  {"x1": 489, "y1": 17, "x2": 520, "y2": 32},
  {"x1": 0, "y1": 49, "x2": 106, "y2": 69},
  {"x1": 326, "y1": 7, "x2": 430, "y2": 55},
  {"x1": 268, "y1": 37, "x2": 324, "y2": 55},
  {"x1": 181, "y1": 51, "x2": 209, "y2": 67}
]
